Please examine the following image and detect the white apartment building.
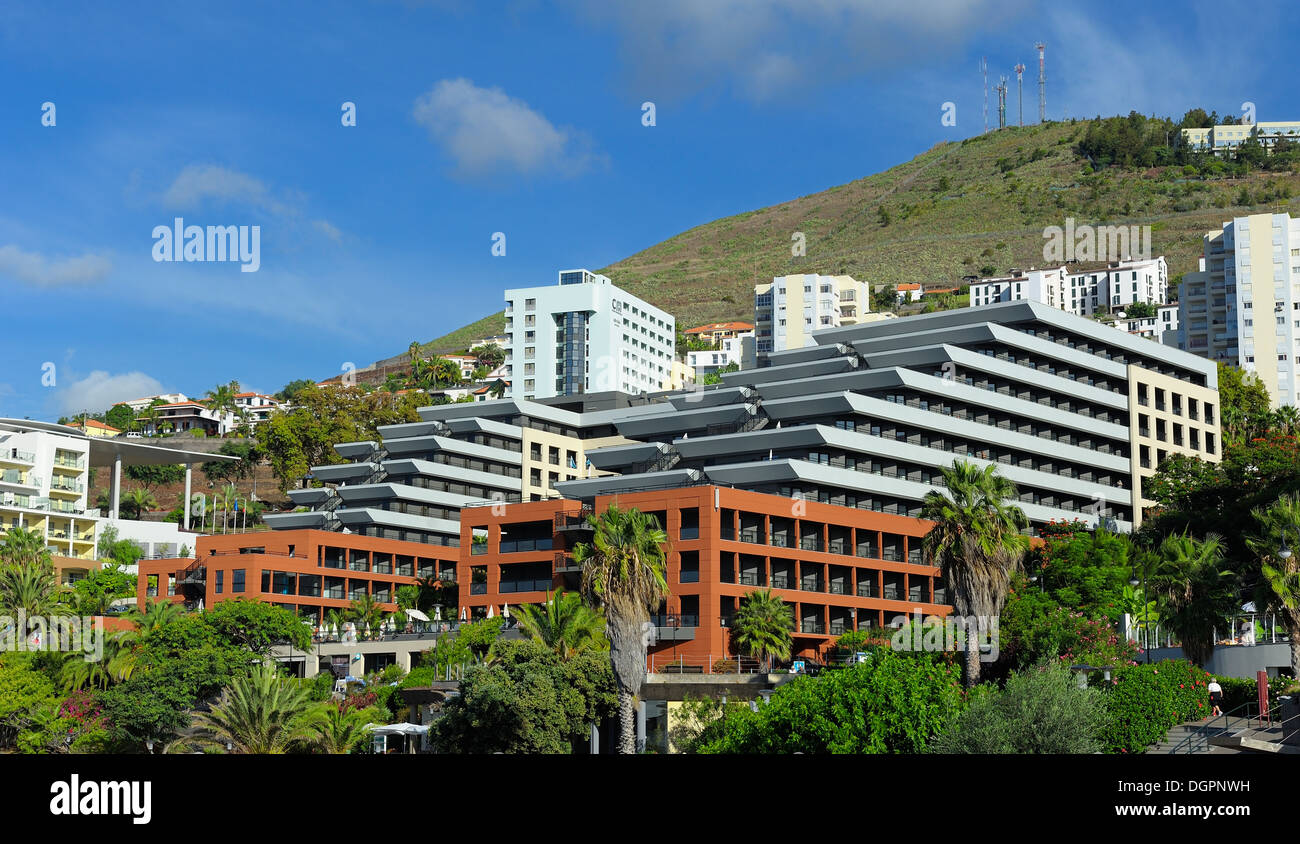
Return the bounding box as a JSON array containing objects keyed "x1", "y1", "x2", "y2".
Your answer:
[
  {"x1": 1178, "y1": 213, "x2": 1300, "y2": 407},
  {"x1": 687, "y1": 332, "x2": 753, "y2": 377},
  {"x1": 1182, "y1": 122, "x2": 1300, "y2": 155},
  {"x1": 970, "y1": 258, "x2": 1168, "y2": 317},
  {"x1": 233, "y1": 392, "x2": 284, "y2": 424},
  {"x1": 1110, "y1": 304, "x2": 1180, "y2": 345},
  {"x1": 754, "y1": 274, "x2": 872, "y2": 354},
  {"x1": 503, "y1": 269, "x2": 675, "y2": 400}
]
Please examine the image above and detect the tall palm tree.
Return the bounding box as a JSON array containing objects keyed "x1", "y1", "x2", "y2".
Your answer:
[
  {"x1": 513, "y1": 590, "x2": 607, "y2": 660},
  {"x1": 407, "y1": 341, "x2": 426, "y2": 387},
  {"x1": 306, "y1": 702, "x2": 374, "y2": 754},
  {"x1": 921, "y1": 459, "x2": 1030, "y2": 687},
  {"x1": 1245, "y1": 494, "x2": 1300, "y2": 678},
  {"x1": 192, "y1": 665, "x2": 313, "y2": 754},
  {"x1": 1149, "y1": 533, "x2": 1236, "y2": 667},
  {"x1": 731, "y1": 588, "x2": 794, "y2": 671},
  {"x1": 574, "y1": 504, "x2": 669, "y2": 754},
  {"x1": 125, "y1": 597, "x2": 186, "y2": 637}
]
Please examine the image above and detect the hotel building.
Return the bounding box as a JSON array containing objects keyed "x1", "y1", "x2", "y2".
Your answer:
[
  {"x1": 558, "y1": 301, "x2": 1220, "y2": 532},
  {"x1": 263, "y1": 393, "x2": 662, "y2": 546},
  {"x1": 1177, "y1": 213, "x2": 1300, "y2": 407},
  {"x1": 753, "y1": 274, "x2": 872, "y2": 354},
  {"x1": 503, "y1": 269, "x2": 675, "y2": 400}
]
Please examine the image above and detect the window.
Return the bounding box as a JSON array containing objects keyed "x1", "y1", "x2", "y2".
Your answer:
[
  {"x1": 232, "y1": 569, "x2": 245, "y2": 593},
  {"x1": 215, "y1": 570, "x2": 224, "y2": 594}
]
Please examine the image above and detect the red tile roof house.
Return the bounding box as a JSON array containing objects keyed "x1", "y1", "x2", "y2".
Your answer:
[{"x1": 683, "y1": 322, "x2": 755, "y2": 345}]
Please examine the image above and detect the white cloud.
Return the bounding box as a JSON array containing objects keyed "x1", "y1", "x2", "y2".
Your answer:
[
  {"x1": 53, "y1": 370, "x2": 167, "y2": 415},
  {"x1": 413, "y1": 78, "x2": 599, "y2": 180},
  {"x1": 313, "y1": 219, "x2": 343, "y2": 242},
  {"x1": 563, "y1": 0, "x2": 1022, "y2": 101},
  {"x1": 162, "y1": 164, "x2": 284, "y2": 213},
  {"x1": 0, "y1": 244, "x2": 112, "y2": 286}
]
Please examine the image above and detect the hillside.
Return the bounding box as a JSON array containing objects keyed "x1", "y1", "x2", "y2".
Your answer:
[{"x1": 418, "y1": 118, "x2": 1300, "y2": 353}]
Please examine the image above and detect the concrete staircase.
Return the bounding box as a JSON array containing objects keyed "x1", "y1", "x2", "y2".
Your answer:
[{"x1": 1146, "y1": 717, "x2": 1254, "y2": 754}]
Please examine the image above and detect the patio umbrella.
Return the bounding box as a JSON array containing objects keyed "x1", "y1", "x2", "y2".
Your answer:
[
  {"x1": 434, "y1": 606, "x2": 442, "y2": 621},
  {"x1": 487, "y1": 605, "x2": 495, "y2": 619},
  {"x1": 502, "y1": 604, "x2": 510, "y2": 619},
  {"x1": 459, "y1": 607, "x2": 467, "y2": 622},
  {"x1": 407, "y1": 609, "x2": 430, "y2": 622}
]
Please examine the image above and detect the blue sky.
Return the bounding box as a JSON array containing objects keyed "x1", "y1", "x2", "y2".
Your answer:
[{"x1": 2, "y1": 0, "x2": 1296, "y2": 420}]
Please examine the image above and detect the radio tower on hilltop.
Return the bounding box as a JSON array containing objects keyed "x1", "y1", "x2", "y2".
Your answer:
[
  {"x1": 1014, "y1": 63, "x2": 1025, "y2": 126},
  {"x1": 1036, "y1": 42, "x2": 1046, "y2": 123},
  {"x1": 980, "y1": 56, "x2": 988, "y2": 133},
  {"x1": 996, "y1": 75, "x2": 1008, "y2": 129}
]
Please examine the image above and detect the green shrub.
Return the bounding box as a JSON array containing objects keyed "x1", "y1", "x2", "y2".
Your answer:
[
  {"x1": 697, "y1": 647, "x2": 964, "y2": 754},
  {"x1": 1098, "y1": 660, "x2": 1210, "y2": 753},
  {"x1": 931, "y1": 662, "x2": 1108, "y2": 754}
]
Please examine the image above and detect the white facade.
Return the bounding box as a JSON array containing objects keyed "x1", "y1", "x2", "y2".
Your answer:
[
  {"x1": 1178, "y1": 213, "x2": 1300, "y2": 407},
  {"x1": 970, "y1": 258, "x2": 1168, "y2": 317},
  {"x1": 754, "y1": 274, "x2": 871, "y2": 354},
  {"x1": 687, "y1": 333, "x2": 753, "y2": 376},
  {"x1": 503, "y1": 269, "x2": 675, "y2": 400},
  {"x1": 0, "y1": 427, "x2": 99, "y2": 559},
  {"x1": 123, "y1": 393, "x2": 189, "y2": 412}
]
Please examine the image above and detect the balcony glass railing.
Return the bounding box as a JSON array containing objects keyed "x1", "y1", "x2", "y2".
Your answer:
[
  {"x1": 800, "y1": 620, "x2": 825, "y2": 635},
  {"x1": 0, "y1": 449, "x2": 35, "y2": 463}
]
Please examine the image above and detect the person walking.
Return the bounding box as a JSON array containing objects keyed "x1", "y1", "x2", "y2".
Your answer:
[{"x1": 1207, "y1": 677, "x2": 1224, "y2": 717}]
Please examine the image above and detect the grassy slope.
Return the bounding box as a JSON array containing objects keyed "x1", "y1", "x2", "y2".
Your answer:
[{"x1": 422, "y1": 120, "x2": 1300, "y2": 352}]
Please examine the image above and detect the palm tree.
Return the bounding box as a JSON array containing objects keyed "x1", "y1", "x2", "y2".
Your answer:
[
  {"x1": 0, "y1": 526, "x2": 48, "y2": 570},
  {"x1": 574, "y1": 504, "x2": 669, "y2": 754},
  {"x1": 347, "y1": 594, "x2": 386, "y2": 638},
  {"x1": 407, "y1": 341, "x2": 426, "y2": 387},
  {"x1": 1245, "y1": 494, "x2": 1300, "y2": 678},
  {"x1": 731, "y1": 588, "x2": 794, "y2": 671},
  {"x1": 1149, "y1": 533, "x2": 1236, "y2": 667},
  {"x1": 137, "y1": 404, "x2": 162, "y2": 437},
  {"x1": 125, "y1": 598, "x2": 186, "y2": 637},
  {"x1": 192, "y1": 665, "x2": 313, "y2": 754},
  {"x1": 0, "y1": 530, "x2": 64, "y2": 617},
  {"x1": 513, "y1": 590, "x2": 607, "y2": 660},
  {"x1": 306, "y1": 702, "x2": 374, "y2": 754},
  {"x1": 921, "y1": 459, "x2": 1030, "y2": 687},
  {"x1": 122, "y1": 488, "x2": 159, "y2": 520},
  {"x1": 1272, "y1": 405, "x2": 1300, "y2": 437}
]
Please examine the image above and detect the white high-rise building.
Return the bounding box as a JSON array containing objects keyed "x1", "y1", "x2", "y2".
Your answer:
[
  {"x1": 754, "y1": 274, "x2": 872, "y2": 354},
  {"x1": 503, "y1": 269, "x2": 675, "y2": 400},
  {"x1": 970, "y1": 257, "x2": 1168, "y2": 317},
  {"x1": 1178, "y1": 213, "x2": 1300, "y2": 407}
]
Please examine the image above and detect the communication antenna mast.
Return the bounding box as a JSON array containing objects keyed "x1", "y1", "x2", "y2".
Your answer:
[
  {"x1": 980, "y1": 56, "x2": 988, "y2": 133},
  {"x1": 996, "y1": 76, "x2": 1008, "y2": 129},
  {"x1": 1014, "y1": 63, "x2": 1025, "y2": 126},
  {"x1": 1036, "y1": 42, "x2": 1046, "y2": 123}
]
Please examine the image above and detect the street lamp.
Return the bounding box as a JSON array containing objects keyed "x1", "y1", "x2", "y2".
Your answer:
[{"x1": 145, "y1": 738, "x2": 155, "y2": 754}]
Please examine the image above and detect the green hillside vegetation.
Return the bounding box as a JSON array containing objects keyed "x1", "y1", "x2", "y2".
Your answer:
[{"x1": 417, "y1": 111, "x2": 1300, "y2": 354}]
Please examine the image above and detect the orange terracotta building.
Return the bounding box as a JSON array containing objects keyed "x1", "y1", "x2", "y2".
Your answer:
[
  {"x1": 459, "y1": 485, "x2": 945, "y2": 667},
  {"x1": 135, "y1": 529, "x2": 457, "y2": 623}
]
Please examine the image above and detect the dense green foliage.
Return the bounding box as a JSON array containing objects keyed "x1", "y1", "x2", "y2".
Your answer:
[
  {"x1": 695, "y1": 648, "x2": 964, "y2": 754},
  {"x1": 1098, "y1": 661, "x2": 1212, "y2": 753},
  {"x1": 432, "y1": 640, "x2": 617, "y2": 753}
]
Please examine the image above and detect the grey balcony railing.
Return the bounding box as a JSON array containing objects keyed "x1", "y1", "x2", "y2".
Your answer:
[{"x1": 800, "y1": 620, "x2": 825, "y2": 635}]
